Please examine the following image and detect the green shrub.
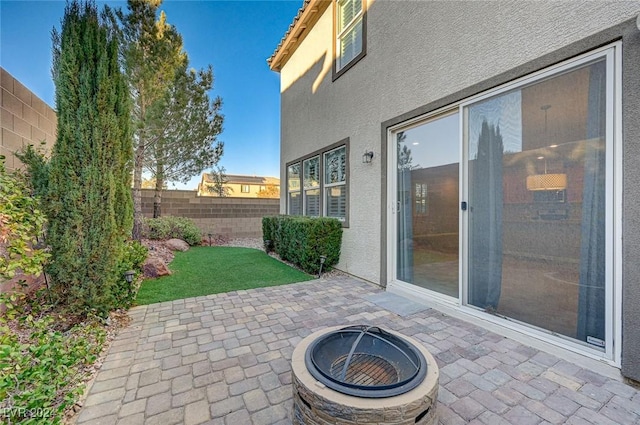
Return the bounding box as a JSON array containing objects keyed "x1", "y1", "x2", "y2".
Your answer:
[
  {"x1": 262, "y1": 215, "x2": 342, "y2": 274},
  {"x1": 143, "y1": 216, "x2": 201, "y2": 246},
  {"x1": 0, "y1": 157, "x2": 49, "y2": 280},
  {"x1": 0, "y1": 292, "x2": 106, "y2": 424},
  {"x1": 16, "y1": 143, "x2": 49, "y2": 200},
  {"x1": 261, "y1": 216, "x2": 279, "y2": 252}
]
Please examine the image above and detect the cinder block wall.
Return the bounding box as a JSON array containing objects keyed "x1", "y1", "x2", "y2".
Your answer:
[
  {"x1": 140, "y1": 189, "x2": 280, "y2": 238},
  {"x1": 1, "y1": 68, "x2": 56, "y2": 170},
  {"x1": 0, "y1": 68, "x2": 56, "y2": 299}
]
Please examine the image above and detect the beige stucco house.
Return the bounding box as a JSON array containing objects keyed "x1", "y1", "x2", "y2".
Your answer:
[
  {"x1": 269, "y1": 1, "x2": 640, "y2": 382},
  {"x1": 197, "y1": 173, "x2": 280, "y2": 198}
]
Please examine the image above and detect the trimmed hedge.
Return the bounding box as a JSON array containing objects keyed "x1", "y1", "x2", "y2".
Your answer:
[{"x1": 262, "y1": 215, "x2": 342, "y2": 275}]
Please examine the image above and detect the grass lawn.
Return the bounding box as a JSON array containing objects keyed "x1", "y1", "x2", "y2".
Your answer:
[{"x1": 135, "y1": 246, "x2": 314, "y2": 305}]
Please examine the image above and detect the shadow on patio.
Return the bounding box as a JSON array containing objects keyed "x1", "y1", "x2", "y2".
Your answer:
[{"x1": 75, "y1": 275, "x2": 640, "y2": 425}]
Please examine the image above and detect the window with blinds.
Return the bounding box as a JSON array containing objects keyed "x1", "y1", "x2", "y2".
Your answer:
[
  {"x1": 324, "y1": 146, "x2": 347, "y2": 220},
  {"x1": 336, "y1": 0, "x2": 364, "y2": 72},
  {"x1": 304, "y1": 156, "x2": 321, "y2": 216},
  {"x1": 287, "y1": 163, "x2": 301, "y2": 215},
  {"x1": 286, "y1": 142, "x2": 349, "y2": 225}
]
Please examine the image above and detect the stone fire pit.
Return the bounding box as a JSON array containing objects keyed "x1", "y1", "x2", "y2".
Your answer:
[{"x1": 291, "y1": 325, "x2": 439, "y2": 425}]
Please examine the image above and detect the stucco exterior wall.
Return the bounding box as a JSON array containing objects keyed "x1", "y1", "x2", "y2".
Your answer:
[
  {"x1": 621, "y1": 18, "x2": 640, "y2": 383},
  {"x1": 279, "y1": 0, "x2": 640, "y2": 283},
  {"x1": 1, "y1": 67, "x2": 56, "y2": 170},
  {"x1": 278, "y1": 1, "x2": 640, "y2": 379}
]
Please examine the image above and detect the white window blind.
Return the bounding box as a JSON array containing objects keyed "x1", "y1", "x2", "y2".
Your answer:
[
  {"x1": 337, "y1": 0, "x2": 363, "y2": 71},
  {"x1": 303, "y1": 156, "x2": 320, "y2": 216},
  {"x1": 287, "y1": 162, "x2": 301, "y2": 215},
  {"x1": 324, "y1": 146, "x2": 347, "y2": 220}
]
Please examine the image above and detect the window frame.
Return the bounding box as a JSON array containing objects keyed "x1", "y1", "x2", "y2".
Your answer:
[
  {"x1": 303, "y1": 155, "x2": 321, "y2": 217},
  {"x1": 240, "y1": 184, "x2": 250, "y2": 193},
  {"x1": 285, "y1": 138, "x2": 350, "y2": 226},
  {"x1": 458, "y1": 48, "x2": 617, "y2": 360},
  {"x1": 333, "y1": 0, "x2": 367, "y2": 81},
  {"x1": 323, "y1": 145, "x2": 348, "y2": 221},
  {"x1": 287, "y1": 162, "x2": 302, "y2": 215}
]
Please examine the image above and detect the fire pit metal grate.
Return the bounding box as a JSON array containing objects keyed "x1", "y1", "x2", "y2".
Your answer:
[
  {"x1": 330, "y1": 352, "x2": 399, "y2": 386},
  {"x1": 305, "y1": 325, "x2": 427, "y2": 398}
]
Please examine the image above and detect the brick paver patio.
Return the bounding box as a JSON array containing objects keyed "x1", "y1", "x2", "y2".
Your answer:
[{"x1": 75, "y1": 276, "x2": 640, "y2": 425}]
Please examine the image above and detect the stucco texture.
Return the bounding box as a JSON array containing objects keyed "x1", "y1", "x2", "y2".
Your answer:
[
  {"x1": 279, "y1": 0, "x2": 640, "y2": 286},
  {"x1": 621, "y1": 18, "x2": 640, "y2": 382}
]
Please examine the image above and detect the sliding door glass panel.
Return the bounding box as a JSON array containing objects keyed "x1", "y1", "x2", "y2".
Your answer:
[
  {"x1": 465, "y1": 58, "x2": 607, "y2": 349},
  {"x1": 396, "y1": 113, "x2": 459, "y2": 297}
]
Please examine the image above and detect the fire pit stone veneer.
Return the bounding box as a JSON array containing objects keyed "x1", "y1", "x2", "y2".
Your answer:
[{"x1": 291, "y1": 326, "x2": 439, "y2": 425}]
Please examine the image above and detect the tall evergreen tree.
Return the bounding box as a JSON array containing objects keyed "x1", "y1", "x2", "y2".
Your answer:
[
  {"x1": 119, "y1": 0, "x2": 185, "y2": 238},
  {"x1": 47, "y1": 0, "x2": 132, "y2": 314},
  {"x1": 146, "y1": 62, "x2": 224, "y2": 217},
  {"x1": 120, "y1": 0, "x2": 224, "y2": 221}
]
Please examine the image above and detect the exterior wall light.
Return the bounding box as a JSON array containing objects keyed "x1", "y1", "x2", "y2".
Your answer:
[{"x1": 362, "y1": 151, "x2": 374, "y2": 164}]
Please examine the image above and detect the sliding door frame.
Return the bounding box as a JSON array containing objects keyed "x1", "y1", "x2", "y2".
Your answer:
[{"x1": 386, "y1": 42, "x2": 622, "y2": 366}]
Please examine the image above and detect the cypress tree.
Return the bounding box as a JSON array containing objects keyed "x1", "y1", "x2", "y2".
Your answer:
[{"x1": 47, "y1": 0, "x2": 132, "y2": 315}]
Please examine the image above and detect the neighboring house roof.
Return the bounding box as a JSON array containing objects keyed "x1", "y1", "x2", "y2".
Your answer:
[
  {"x1": 267, "y1": 0, "x2": 331, "y2": 72},
  {"x1": 201, "y1": 173, "x2": 279, "y2": 186}
]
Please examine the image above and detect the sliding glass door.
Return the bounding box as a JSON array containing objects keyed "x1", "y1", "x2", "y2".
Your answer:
[
  {"x1": 390, "y1": 46, "x2": 617, "y2": 356},
  {"x1": 396, "y1": 112, "x2": 460, "y2": 298},
  {"x1": 465, "y1": 57, "x2": 610, "y2": 349}
]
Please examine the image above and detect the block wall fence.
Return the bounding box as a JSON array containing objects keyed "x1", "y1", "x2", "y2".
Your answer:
[
  {"x1": 1, "y1": 67, "x2": 56, "y2": 170},
  {"x1": 140, "y1": 189, "x2": 279, "y2": 239},
  {"x1": 0, "y1": 68, "x2": 56, "y2": 300}
]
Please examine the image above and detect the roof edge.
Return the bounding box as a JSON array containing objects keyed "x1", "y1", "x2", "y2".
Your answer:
[{"x1": 267, "y1": 0, "x2": 332, "y2": 72}]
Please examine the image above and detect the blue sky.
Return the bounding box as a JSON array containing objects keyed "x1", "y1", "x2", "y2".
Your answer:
[{"x1": 0, "y1": 0, "x2": 301, "y2": 189}]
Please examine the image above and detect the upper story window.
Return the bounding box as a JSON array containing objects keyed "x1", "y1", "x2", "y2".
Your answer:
[
  {"x1": 241, "y1": 184, "x2": 250, "y2": 193},
  {"x1": 334, "y1": 0, "x2": 366, "y2": 79}
]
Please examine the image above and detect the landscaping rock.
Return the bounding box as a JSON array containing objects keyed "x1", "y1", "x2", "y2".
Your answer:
[
  {"x1": 143, "y1": 257, "x2": 171, "y2": 278},
  {"x1": 164, "y1": 238, "x2": 190, "y2": 252},
  {"x1": 141, "y1": 240, "x2": 174, "y2": 265}
]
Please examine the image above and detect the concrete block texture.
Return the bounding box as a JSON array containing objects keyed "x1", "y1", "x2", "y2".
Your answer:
[
  {"x1": 0, "y1": 67, "x2": 56, "y2": 171},
  {"x1": 2, "y1": 89, "x2": 22, "y2": 118},
  {"x1": 140, "y1": 189, "x2": 279, "y2": 238},
  {"x1": 13, "y1": 79, "x2": 32, "y2": 107}
]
